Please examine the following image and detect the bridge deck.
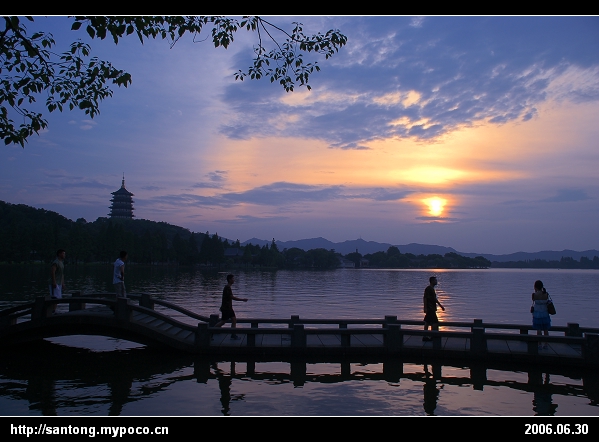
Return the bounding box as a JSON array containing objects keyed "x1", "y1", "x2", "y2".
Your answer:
[
  {"x1": 58, "y1": 305, "x2": 585, "y2": 356},
  {"x1": 0, "y1": 294, "x2": 595, "y2": 368},
  {"x1": 208, "y1": 330, "x2": 583, "y2": 358}
]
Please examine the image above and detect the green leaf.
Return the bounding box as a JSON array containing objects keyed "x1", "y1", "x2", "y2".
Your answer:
[{"x1": 78, "y1": 100, "x2": 92, "y2": 110}]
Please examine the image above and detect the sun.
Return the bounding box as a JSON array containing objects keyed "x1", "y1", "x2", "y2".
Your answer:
[{"x1": 423, "y1": 197, "x2": 446, "y2": 217}]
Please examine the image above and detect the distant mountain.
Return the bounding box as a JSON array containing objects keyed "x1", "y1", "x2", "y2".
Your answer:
[
  {"x1": 242, "y1": 237, "x2": 338, "y2": 251},
  {"x1": 242, "y1": 237, "x2": 397, "y2": 255},
  {"x1": 241, "y1": 237, "x2": 599, "y2": 262},
  {"x1": 459, "y1": 249, "x2": 599, "y2": 263},
  {"x1": 242, "y1": 237, "x2": 464, "y2": 256}
]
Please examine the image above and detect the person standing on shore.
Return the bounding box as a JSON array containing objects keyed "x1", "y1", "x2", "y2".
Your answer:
[
  {"x1": 49, "y1": 249, "x2": 66, "y2": 313},
  {"x1": 214, "y1": 274, "x2": 248, "y2": 340},
  {"x1": 113, "y1": 251, "x2": 128, "y2": 298},
  {"x1": 423, "y1": 276, "x2": 445, "y2": 341}
]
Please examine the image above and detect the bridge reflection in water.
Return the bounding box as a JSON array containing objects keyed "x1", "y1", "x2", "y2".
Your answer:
[{"x1": 1, "y1": 338, "x2": 598, "y2": 416}]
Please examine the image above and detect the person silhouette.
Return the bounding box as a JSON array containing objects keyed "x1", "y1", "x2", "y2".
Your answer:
[
  {"x1": 214, "y1": 275, "x2": 248, "y2": 340},
  {"x1": 423, "y1": 276, "x2": 445, "y2": 341}
]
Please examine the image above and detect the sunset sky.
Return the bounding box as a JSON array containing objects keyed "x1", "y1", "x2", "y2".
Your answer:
[{"x1": 2, "y1": 16, "x2": 598, "y2": 255}]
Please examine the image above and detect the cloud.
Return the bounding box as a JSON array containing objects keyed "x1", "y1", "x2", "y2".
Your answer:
[
  {"x1": 149, "y1": 193, "x2": 233, "y2": 208},
  {"x1": 409, "y1": 17, "x2": 426, "y2": 28},
  {"x1": 208, "y1": 171, "x2": 227, "y2": 182},
  {"x1": 415, "y1": 216, "x2": 460, "y2": 222},
  {"x1": 36, "y1": 180, "x2": 114, "y2": 190},
  {"x1": 146, "y1": 182, "x2": 415, "y2": 210},
  {"x1": 37, "y1": 171, "x2": 114, "y2": 190},
  {"x1": 222, "y1": 182, "x2": 347, "y2": 205},
  {"x1": 215, "y1": 214, "x2": 291, "y2": 224},
  {"x1": 545, "y1": 65, "x2": 599, "y2": 103},
  {"x1": 191, "y1": 170, "x2": 229, "y2": 189},
  {"x1": 354, "y1": 188, "x2": 414, "y2": 202},
  {"x1": 217, "y1": 16, "x2": 599, "y2": 150},
  {"x1": 79, "y1": 120, "x2": 97, "y2": 131},
  {"x1": 328, "y1": 141, "x2": 371, "y2": 150},
  {"x1": 541, "y1": 189, "x2": 592, "y2": 203},
  {"x1": 191, "y1": 182, "x2": 225, "y2": 189}
]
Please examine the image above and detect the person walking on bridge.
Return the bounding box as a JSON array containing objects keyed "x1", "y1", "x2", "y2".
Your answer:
[
  {"x1": 423, "y1": 276, "x2": 445, "y2": 341},
  {"x1": 214, "y1": 274, "x2": 248, "y2": 340}
]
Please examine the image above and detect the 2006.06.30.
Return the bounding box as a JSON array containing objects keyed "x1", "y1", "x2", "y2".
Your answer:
[{"x1": 525, "y1": 424, "x2": 588, "y2": 435}]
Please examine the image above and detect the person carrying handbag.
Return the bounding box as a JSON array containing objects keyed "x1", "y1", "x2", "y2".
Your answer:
[{"x1": 531, "y1": 280, "x2": 551, "y2": 349}]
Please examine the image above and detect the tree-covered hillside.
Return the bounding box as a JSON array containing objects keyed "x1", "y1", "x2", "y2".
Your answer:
[{"x1": 0, "y1": 201, "x2": 204, "y2": 264}]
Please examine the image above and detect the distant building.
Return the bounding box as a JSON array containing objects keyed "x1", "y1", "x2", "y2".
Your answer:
[
  {"x1": 338, "y1": 257, "x2": 356, "y2": 268},
  {"x1": 109, "y1": 174, "x2": 134, "y2": 219}
]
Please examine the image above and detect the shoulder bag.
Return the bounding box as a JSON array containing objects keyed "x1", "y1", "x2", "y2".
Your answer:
[{"x1": 546, "y1": 293, "x2": 556, "y2": 315}]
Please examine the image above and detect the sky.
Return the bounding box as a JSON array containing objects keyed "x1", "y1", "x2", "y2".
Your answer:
[{"x1": 2, "y1": 16, "x2": 599, "y2": 255}]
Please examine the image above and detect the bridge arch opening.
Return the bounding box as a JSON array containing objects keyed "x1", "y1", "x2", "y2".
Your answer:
[{"x1": 46, "y1": 335, "x2": 146, "y2": 352}]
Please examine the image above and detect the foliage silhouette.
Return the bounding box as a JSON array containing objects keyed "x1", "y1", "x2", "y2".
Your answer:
[{"x1": 1, "y1": 16, "x2": 347, "y2": 146}]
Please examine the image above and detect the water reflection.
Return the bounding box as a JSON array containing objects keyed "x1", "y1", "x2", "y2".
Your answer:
[
  {"x1": 25, "y1": 377, "x2": 57, "y2": 416},
  {"x1": 211, "y1": 362, "x2": 246, "y2": 416},
  {"x1": 529, "y1": 372, "x2": 558, "y2": 416},
  {"x1": 0, "y1": 340, "x2": 193, "y2": 416},
  {"x1": 423, "y1": 364, "x2": 442, "y2": 415},
  {"x1": 1, "y1": 339, "x2": 597, "y2": 416}
]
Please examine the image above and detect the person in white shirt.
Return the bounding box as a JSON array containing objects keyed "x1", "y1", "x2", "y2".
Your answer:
[{"x1": 113, "y1": 251, "x2": 128, "y2": 298}]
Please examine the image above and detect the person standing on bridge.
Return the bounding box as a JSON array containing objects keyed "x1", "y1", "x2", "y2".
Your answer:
[
  {"x1": 423, "y1": 276, "x2": 445, "y2": 341},
  {"x1": 49, "y1": 249, "x2": 66, "y2": 313},
  {"x1": 113, "y1": 251, "x2": 128, "y2": 298},
  {"x1": 214, "y1": 274, "x2": 248, "y2": 340},
  {"x1": 531, "y1": 279, "x2": 551, "y2": 349}
]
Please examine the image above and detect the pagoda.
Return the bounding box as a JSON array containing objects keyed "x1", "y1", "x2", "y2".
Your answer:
[{"x1": 109, "y1": 174, "x2": 135, "y2": 219}]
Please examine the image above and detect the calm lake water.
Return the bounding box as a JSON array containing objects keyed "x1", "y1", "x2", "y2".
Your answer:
[{"x1": 1, "y1": 265, "x2": 598, "y2": 416}]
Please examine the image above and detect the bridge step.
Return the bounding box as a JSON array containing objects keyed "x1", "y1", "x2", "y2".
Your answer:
[
  {"x1": 131, "y1": 310, "x2": 196, "y2": 343},
  {"x1": 178, "y1": 331, "x2": 195, "y2": 343},
  {"x1": 155, "y1": 322, "x2": 175, "y2": 332},
  {"x1": 132, "y1": 313, "x2": 161, "y2": 326},
  {"x1": 164, "y1": 327, "x2": 190, "y2": 339}
]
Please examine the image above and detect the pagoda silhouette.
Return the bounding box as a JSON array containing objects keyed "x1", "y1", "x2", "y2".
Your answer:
[{"x1": 109, "y1": 174, "x2": 135, "y2": 219}]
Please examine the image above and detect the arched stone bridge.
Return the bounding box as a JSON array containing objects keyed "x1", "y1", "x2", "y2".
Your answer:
[{"x1": 1, "y1": 293, "x2": 598, "y2": 368}]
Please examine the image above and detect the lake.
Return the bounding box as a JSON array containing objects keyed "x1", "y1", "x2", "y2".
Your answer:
[{"x1": 1, "y1": 265, "x2": 598, "y2": 416}]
